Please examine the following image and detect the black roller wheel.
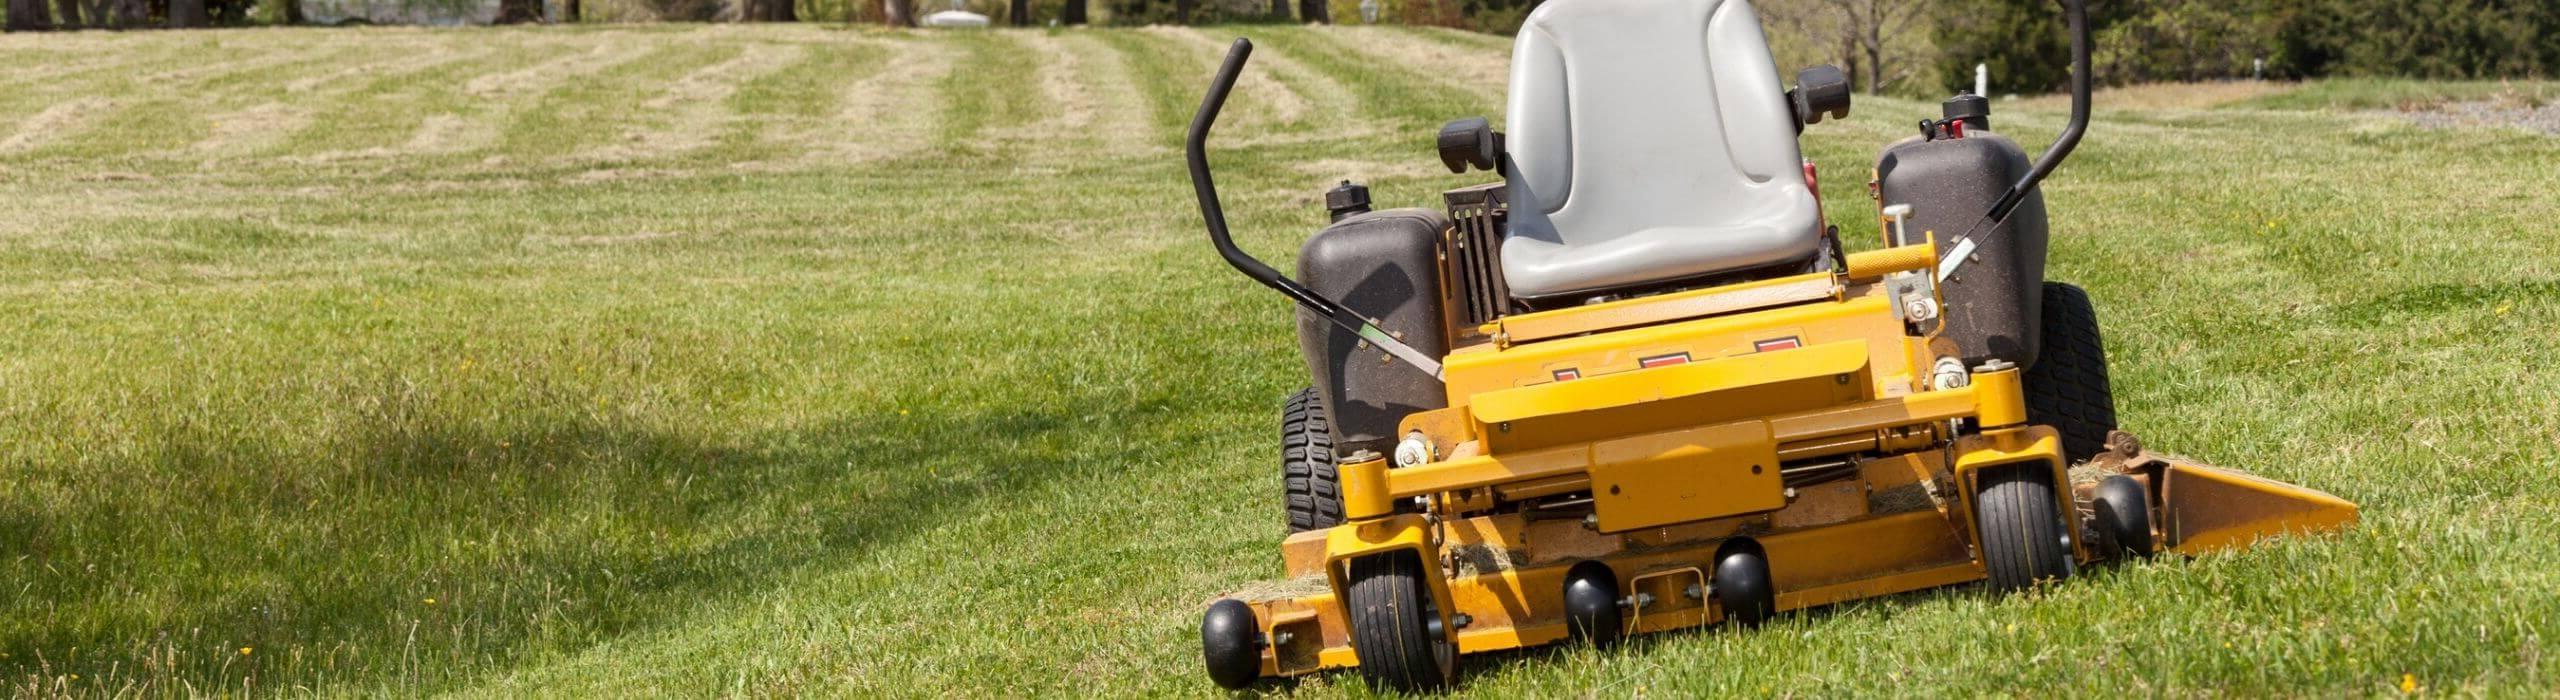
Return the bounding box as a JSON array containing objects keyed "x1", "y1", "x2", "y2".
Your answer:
[
  {"x1": 1283, "y1": 387, "x2": 1343, "y2": 534},
  {"x1": 1975, "y1": 465, "x2": 2073, "y2": 592},
  {"x1": 1200, "y1": 599, "x2": 1262, "y2": 689},
  {"x1": 1345, "y1": 551, "x2": 1456, "y2": 692},
  {"x1": 1561, "y1": 561, "x2": 1622, "y2": 646},
  {"x1": 2025, "y1": 282, "x2": 2119, "y2": 463},
  {"x1": 2091, "y1": 474, "x2": 2155, "y2": 559},
  {"x1": 1712, "y1": 543, "x2": 1776, "y2": 627}
]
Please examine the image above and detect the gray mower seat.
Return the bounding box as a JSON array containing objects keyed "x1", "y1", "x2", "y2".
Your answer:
[{"x1": 1500, "y1": 0, "x2": 1823, "y2": 300}]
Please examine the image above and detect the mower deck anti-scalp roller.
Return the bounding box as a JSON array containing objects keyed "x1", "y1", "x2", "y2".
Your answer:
[{"x1": 1181, "y1": 0, "x2": 2356, "y2": 690}]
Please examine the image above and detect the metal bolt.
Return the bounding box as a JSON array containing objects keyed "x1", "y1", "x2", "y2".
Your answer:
[
  {"x1": 1622, "y1": 593, "x2": 1654, "y2": 609},
  {"x1": 1975, "y1": 358, "x2": 2015, "y2": 373},
  {"x1": 1454, "y1": 613, "x2": 1473, "y2": 629},
  {"x1": 1583, "y1": 513, "x2": 1600, "y2": 529},
  {"x1": 1685, "y1": 584, "x2": 1705, "y2": 600},
  {"x1": 1272, "y1": 630, "x2": 1294, "y2": 646}
]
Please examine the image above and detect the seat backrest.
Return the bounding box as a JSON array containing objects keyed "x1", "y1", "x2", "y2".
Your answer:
[{"x1": 1500, "y1": 0, "x2": 1822, "y2": 299}]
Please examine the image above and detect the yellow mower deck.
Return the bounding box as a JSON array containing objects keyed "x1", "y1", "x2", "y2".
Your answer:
[{"x1": 1211, "y1": 243, "x2": 2358, "y2": 683}]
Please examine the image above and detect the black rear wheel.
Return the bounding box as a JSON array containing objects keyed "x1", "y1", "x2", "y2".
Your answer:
[
  {"x1": 2025, "y1": 282, "x2": 2118, "y2": 463},
  {"x1": 1975, "y1": 464, "x2": 2073, "y2": 592},
  {"x1": 1282, "y1": 387, "x2": 1343, "y2": 533},
  {"x1": 1345, "y1": 551, "x2": 1456, "y2": 691}
]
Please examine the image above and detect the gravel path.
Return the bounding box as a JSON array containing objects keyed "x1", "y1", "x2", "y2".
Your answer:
[{"x1": 2389, "y1": 100, "x2": 2560, "y2": 135}]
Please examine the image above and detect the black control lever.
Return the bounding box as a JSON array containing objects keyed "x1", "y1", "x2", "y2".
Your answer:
[{"x1": 1187, "y1": 38, "x2": 1444, "y2": 380}]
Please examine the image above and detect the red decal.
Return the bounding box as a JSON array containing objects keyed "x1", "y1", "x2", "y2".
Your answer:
[
  {"x1": 1552, "y1": 368, "x2": 1581, "y2": 382},
  {"x1": 1638, "y1": 353, "x2": 1691, "y2": 369},
  {"x1": 1754, "y1": 337, "x2": 1802, "y2": 352}
]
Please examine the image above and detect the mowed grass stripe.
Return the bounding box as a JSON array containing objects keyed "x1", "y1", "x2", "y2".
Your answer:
[
  {"x1": 496, "y1": 35, "x2": 739, "y2": 162},
  {"x1": 812, "y1": 34, "x2": 955, "y2": 166},
  {"x1": 930, "y1": 31, "x2": 1044, "y2": 154},
  {"x1": 718, "y1": 31, "x2": 880, "y2": 162}
]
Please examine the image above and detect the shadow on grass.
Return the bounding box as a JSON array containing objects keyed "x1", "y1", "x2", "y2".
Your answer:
[{"x1": 0, "y1": 392, "x2": 1173, "y2": 695}]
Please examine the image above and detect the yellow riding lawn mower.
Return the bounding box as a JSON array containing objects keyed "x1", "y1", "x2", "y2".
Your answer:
[{"x1": 1185, "y1": 0, "x2": 2357, "y2": 691}]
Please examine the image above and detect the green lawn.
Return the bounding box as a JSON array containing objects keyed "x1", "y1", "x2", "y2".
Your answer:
[{"x1": 0, "y1": 24, "x2": 2555, "y2": 697}]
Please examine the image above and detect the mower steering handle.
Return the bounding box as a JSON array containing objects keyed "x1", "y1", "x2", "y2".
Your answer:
[
  {"x1": 1987, "y1": 0, "x2": 2091, "y2": 223},
  {"x1": 1185, "y1": 39, "x2": 1360, "y2": 324}
]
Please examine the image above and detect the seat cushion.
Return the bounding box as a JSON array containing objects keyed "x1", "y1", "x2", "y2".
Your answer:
[{"x1": 1499, "y1": 0, "x2": 1823, "y2": 299}]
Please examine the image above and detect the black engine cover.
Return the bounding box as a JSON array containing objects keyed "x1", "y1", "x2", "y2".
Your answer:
[
  {"x1": 1294, "y1": 208, "x2": 1452, "y2": 458},
  {"x1": 1876, "y1": 130, "x2": 2050, "y2": 368}
]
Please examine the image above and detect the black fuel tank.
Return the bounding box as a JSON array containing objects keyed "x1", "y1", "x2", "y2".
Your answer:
[
  {"x1": 1876, "y1": 127, "x2": 2050, "y2": 368},
  {"x1": 1294, "y1": 208, "x2": 1453, "y2": 458}
]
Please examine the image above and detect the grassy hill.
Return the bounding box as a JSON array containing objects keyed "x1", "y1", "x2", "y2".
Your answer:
[{"x1": 1, "y1": 24, "x2": 2555, "y2": 697}]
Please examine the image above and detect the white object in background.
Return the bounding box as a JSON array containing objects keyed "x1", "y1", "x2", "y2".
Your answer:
[
  {"x1": 1974, "y1": 63, "x2": 1987, "y2": 98},
  {"x1": 2253, "y1": 58, "x2": 2265, "y2": 80},
  {"x1": 1360, "y1": 0, "x2": 1377, "y2": 22},
  {"x1": 923, "y1": 0, "x2": 987, "y2": 26}
]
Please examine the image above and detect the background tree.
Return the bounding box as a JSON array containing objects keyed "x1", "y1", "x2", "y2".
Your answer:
[
  {"x1": 741, "y1": 0, "x2": 794, "y2": 21},
  {"x1": 50, "y1": 0, "x2": 78, "y2": 27},
  {"x1": 1932, "y1": 0, "x2": 2070, "y2": 93},
  {"x1": 168, "y1": 0, "x2": 204, "y2": 25},
  {"x1": 881, "y1": 0, "x2": 912, "y2": 25},
  {"x1": 6, "y1": 0, "x2": 51, "y2": 30},
  {"x1": 1295, "y1": 0, "x2": 1321, "y2": 23},
  {"x1": 1059, "y1": 0, "x2": 1082, "y2": 22},
  {"x1": 1008, "y1": 0, "x2": 1025, "y2": 24},
  {"x1": 495, "y1": 0, "x2": 538, "y2": 22}
]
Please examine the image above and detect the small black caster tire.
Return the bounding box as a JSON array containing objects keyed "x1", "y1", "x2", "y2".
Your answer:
[
  {"x1": 2092, "y1": 474, "x2": 2154, "y2": 559},
  {"x1": 1976, "y1": 465, "x2": 2073, "y2": 591},
  {"x1": 1201, "y1": 599, "x2": 1262, "y2": 690},
  {"x1": 1345, "y1": 551, "x2": 1456, "y2": 692},
  {"x1": 1561, "y1": 561, "x2": 1622, "y2": 646},
  {"x1": 1713, "y1": 545, "x2": 1776, "y2": 627}
]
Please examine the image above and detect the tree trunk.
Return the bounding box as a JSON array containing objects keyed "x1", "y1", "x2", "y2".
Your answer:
[
  {"x1": 1008, "y1": 0, "x2": 1026, "y2": 24},
  {"x1": 7, "y1": 0, "x2": 53, "y2": 30},
  {"x1": 1058, "y1": 0, "x2": 1081, "y2": 23},
  {"x1": 1173, "y1": 0, "x2": 1188, "y2": 22},
  {"x1": 1296, "y1": 0, "x2": 1322, "y2": 24},
  {"x1": 111, "y1": 0, "x2": 140, "y2": 25},
  {"x1": 48, "y1": 0, "x2": 76, "y2": 28},
  {"x1": 559, "y1": 0, "x2": 575, "y2": 22},
  {"x1": 742, "y1": 0, "x2": 793, "y2": 21},
  {"x1": 494, "y1": 0, "x2": 537, "y2": 22},
  {"x1": 882, "y1": 0, "x2": 912, "y2": 25},
  {"x1": 167, "y1": 0, "x2": 204, "y2": 26}
]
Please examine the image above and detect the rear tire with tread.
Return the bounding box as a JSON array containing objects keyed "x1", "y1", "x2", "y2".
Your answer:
[
  {"x1": 1975, "y1": 465, "x2": 2072, "y2": 592},
  {"x1": 1283, "y1": 387, "x2": 1343, "y2": 534},
  {"x1": 1345, "y1": 551, "x2": 1456, "y2": 692},
  {"x1": 2025, "y1": 282, "x2": 2118, "y2": 463}
]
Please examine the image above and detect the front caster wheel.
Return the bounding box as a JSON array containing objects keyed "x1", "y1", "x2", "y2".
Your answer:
[
  {"x1": 1713, "y1": 544, "x2": 1776, "y2": 627},
  {"x1": 1345, "y1": 551, "x2": 1456, "y2": 691},
  {"x1": 1977, "y1": 464, "x2": 2073, "y2": 591}
]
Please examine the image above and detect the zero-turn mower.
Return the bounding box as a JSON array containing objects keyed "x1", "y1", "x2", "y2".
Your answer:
[{"x1": 1185, "y1": 0, "x2": 2358, "y2": 690}]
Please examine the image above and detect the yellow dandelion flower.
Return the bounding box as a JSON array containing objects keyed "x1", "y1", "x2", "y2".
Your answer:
[
  {"x1": 425, "y1": 597, "x2": 438, "y2": 605},
  {"x1": 240, "y1": 647, "x2": 253, "y2": 656},
  {"x1": 2494, "y1": 301, "x2": 2513, "y2": 317},
  {"x1": 2400, "y1": 673, "x2": 2417, "y2": 694}
]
